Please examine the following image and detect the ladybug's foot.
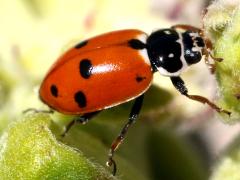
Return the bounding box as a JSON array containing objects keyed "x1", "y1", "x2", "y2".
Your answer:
[
  {"x1": 106, "y1": 135, "x2": 123, "y2": 176},
  {"x1": 203, "y1": 48, "x2": 223, "y2": 74},
  {"x1": 23, "y1": 108, "x2": 54, "y2": 114},
  {"x1": 204, "y1": 59, "x2": 216, "y2": 74},
  {"x1": 185, "y1": 94, "x2": 231, "y2": 116},
  {"x1": 61, "y1": 120, "x2": 76, "y2": 137},
  {"x1": 106, "y1": 155, "x2": 117, "y2": 176},
  {"x1": 209, "y1": 53, "x2": 223, "y2": 62},
  {"x1": 203, "y1": 50, "x2": 215, "y2": 74},
  {"x1": 208, "y1": 53, "x2": 223, "y2": 73}
]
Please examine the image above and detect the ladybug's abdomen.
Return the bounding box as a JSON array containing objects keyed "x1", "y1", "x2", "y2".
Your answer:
[{"x1": 40, "y1": 31, "x2": 152, "y2": 114}]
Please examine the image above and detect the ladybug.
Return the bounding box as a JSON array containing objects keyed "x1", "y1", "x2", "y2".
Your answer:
[{"x1": 39, "y1": 24, "x2": 230, "y2": 175}]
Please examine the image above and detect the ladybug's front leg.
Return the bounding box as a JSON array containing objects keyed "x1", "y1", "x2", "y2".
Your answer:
[
  {"x1": 202, "y1": 47, "x2": 223, "y2": 74},
  {"x1": 61, "y1": 111, "x2": 101, "y2": 137},
  {"x1": 170, "y1": 76, "x2": 231, "y2": 115},
  {"x1": 106, "y1": 94, "x2": 144, "y2": 176}
]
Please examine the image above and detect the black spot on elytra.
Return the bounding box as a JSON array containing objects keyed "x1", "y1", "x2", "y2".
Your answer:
[
  {"x1": 74, "y1": 91, "x2": 87, "y2": 108},
  {"x1": 80, "y1": 59, "x2": 93, "y2": 79},
  {"x1": 75, "y1": 40, "x2": 88, "y2": 49},
  {"x1": 128, "y1": 39, "x2": 146, "y2": 49},
  {"x1": 50, "y1": 85, "x2": 58, "y2": 97},
  {"x1": 136, "y1": 76, "x2": 146, "y2": 82}
]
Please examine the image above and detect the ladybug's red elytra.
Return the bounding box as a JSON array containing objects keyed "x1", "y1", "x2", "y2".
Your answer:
[{"x1": 39, "y1": 24, "x2": 230, "y2": 175}]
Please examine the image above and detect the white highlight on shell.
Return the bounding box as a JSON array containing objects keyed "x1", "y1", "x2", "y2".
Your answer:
[{"x1": 91, "y1": 64, "x2": 119, "y2": 74}]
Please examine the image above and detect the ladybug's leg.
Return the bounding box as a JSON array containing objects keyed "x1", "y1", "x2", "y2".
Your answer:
[
  {"x1": 106, "y1": 94, "x2": 144, "y2": 176},
  {"x1": 170, "y1": 76, "x2": 231, "y2": 115},
  {"x1": 61, "y1": 111, "x2": 100, "y2": 137},
  {"x1": 202, "y1": 48, "x2": 216, "y2": 73},
  {"x1": 23, "y1": 108, "x2": 54, "y2": 114},
  {"x1": 202, "y1": 48, "x2": 223, "y2": 74}
]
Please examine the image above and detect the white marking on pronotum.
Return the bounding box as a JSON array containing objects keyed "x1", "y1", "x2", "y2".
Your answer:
[
  {"x1": 168, "y1": 53, "x2": 174, "y2": 58},
  {"x1": 164, "y1": 30, "x2": 171, "y2": 35},
  {"x1": 157, "y1": 31, "x2": 188, "y2": 77},
  {"x1": 189, "y1": 32, "x2": 203, "y2": 54},
  {"x1": 176, "y1": 31, "x2": 188, "y2": 71},
  {"x1": 136, "y1": 34, "x2": 151, "y2": 65}
]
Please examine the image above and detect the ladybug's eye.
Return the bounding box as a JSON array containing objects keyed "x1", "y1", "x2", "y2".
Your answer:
[{"x1": 50, "y1": 85, "x2": 58, "y2": 97}]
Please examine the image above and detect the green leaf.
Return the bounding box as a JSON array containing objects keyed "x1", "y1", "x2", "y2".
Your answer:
[
  {"x1": 203, "y1": 1, "x2": 240, "y2": 123},
  {"x1": 0, "y1": 113, "x2": 116, "y2": 180}
]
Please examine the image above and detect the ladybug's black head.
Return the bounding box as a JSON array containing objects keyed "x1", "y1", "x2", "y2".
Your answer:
[
  {"x1": 146, "y1": 28, "x2": 205, "y2": 77},
  {"x1": 181, "y1": 30, "x2": 205, "y2": 65}
]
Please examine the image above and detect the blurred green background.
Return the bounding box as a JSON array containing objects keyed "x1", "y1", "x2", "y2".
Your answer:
[{"x1": 0, "y1": 0, "x2": 240, "y2": 180}]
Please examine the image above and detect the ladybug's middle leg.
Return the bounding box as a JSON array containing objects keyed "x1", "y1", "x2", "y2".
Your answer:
[
  {"x1": 106, "y1": 94, "x2": 144, "y2": 176},
  {"x1": 61, "y1": 111, "x2": 101, "y2": 137},
  {"x1": 170, "y1": 76, "x2": 231, "y2": 115}
]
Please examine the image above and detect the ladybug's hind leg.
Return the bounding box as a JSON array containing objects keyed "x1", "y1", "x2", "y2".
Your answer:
[
  {"x1": 106, "y1": 94, "x2": 144, "y2": 176},
  {"x1": 61, "y1": 111, "x2": 101, "y2": 137},
  {"x1": 170, "y1": 76, "x2": 231, "y2": 115}
]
